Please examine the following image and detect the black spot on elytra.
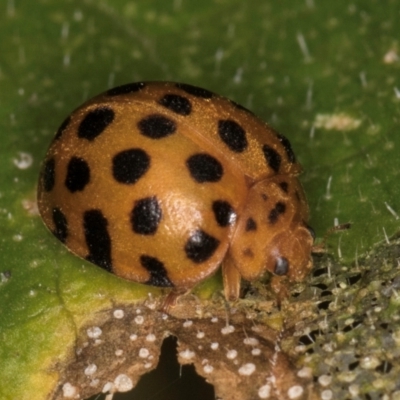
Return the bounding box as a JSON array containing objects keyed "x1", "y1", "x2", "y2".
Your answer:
[
  {"x1": 186, "y1": 153, "x2": 223, "y2": 183},
  {"x1": 65, "y1": 157, "x2": 90, "y2": 193},
  {"x1": 176, "y1": 83, "x2": 214, "y2": 98},
  {"x1": 42, "y1": 158, "x2": 55, "y2": 192},
  {"x1": 276, "y1": 133, "x2": 296, "y2": 163},
  {"x1": 268, "y1": 202, "x2": 286, "y2": 224},
  {"x1": 159, "y1": 94, "x2": 192, "y2": 116},
  {"x1": 185, "y1": 229, "x2": 219, "y2": 263},
  {"x1": 245, "y1": 217, "x2": 257, "y2": 231},
  {"x1": 218, "y1": 119, "x2": 248, "y2": 153},
  {"x1": 54, "y1": 116, "x2": 71, "y2": 141},
  {"x1": 212, "y1": 200, "x2": 236, "y2": 227},
  {"x1": 295, "y1": 190, "x2": 301, "y2": 202},
  {"x1": 106, "y1": 82, "x2": 145, "y2": 96},
  {"x1": 274, "y1": 257, "x2": 289, "y2": 275},
  {"x1": 84, "y1": 209, "x2": 112, "y2": 272},
  {"x1": 262, "y1": 144, "x2": 281, "y2": 173},
  {"x1": 140, "y1": 255, "x2": 174, "y2": 287},
  {"x1": 78, "y1": 107, "x2": 115, "y2": 141},
  {"x1": 52, "y1": 208, "x2": 68, "y2": 243},
  {"x1": 279, "y1": 181, "x2": 289, "y2": 193},
  {"x1": 112, "y1": 148, "x2": 150, "y2": 184},
  {"x1": 131, "y1": 197, "x2": 162, "y2": 235},
  {"x1": 261, "y1": 193, "x2": 268, "y2": 201},
  {"x1": 138, "y1": 114, "x2": 176, "y2": 139}
]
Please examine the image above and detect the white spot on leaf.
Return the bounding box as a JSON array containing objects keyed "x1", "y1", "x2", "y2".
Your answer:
[
  {"x1": 84, "y1": 364, "x2": 97, "y2": 376},
  {"x1": 62, "y1": 383, "x2": 78, "y2": 398},
  {"x1": 221, "y1": 325, "x2": 235, "y2": 335},
  {"x1": 258, "y1": 384, "x2": 271, "y2": 399},
  {"x1": 113, "y1": 309, "x2": 124, "y2": 319},
  {"x1": 287, "y1": 385, "x2": 304, "y2": 399},
  {"x1": 238, "y1": 363, "x2": 256, "y2": 376},
  {"x1": 139, "y1": 348, "x2": 149, "y2": 358},
  {"x1": 87, "y1": 327, "x2": 102, "y2": 339},
  {"x1": 179, "y1": 349, "x2": 195, "y2": 360},
  {"x1": 114, "y1": 374, "x2": 133, "y2": 392}
]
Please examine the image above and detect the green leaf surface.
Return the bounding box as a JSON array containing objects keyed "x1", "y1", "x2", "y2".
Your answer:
[{"x1": 1, "y1": 1, "x2": 399, "y2": 399}]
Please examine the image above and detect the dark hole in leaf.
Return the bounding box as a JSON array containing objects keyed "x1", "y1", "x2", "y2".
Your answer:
[
  {"x1": 299, "y1": 329, "x2": 319, "y2": 346},
  {"x1": 311, "y1": 283, "x2": 328, "y2": 290},
  {"x1": 86, "y1": 336, "x2": 214, "y2": 400},
  {"x1": 312, "y1": 267, "x2": 328, "y2": 277},
  {"x1": 343, "y1": 319, "x2": 362, "y2": 332},
  {"x1": 317, "y1": 300, "x2": 331, "y2": 310},
  {"x1": 347, "y1": 273, "x2": 362, "y2": 285},
  {"x1": 348, "y1": 361, "x2": 359, "y2": 370},
  {"x1": 375, "y1": 361, "x2": 393, "y2": 373}
]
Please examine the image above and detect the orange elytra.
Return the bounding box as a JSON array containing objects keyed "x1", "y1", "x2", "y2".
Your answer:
[{"x1": 37, "y1": 81, "x2": 314, "y2": 301}]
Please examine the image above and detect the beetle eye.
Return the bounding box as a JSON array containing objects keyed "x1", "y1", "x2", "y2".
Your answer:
[
  {"x1": 274, "y1": 257, "x2": 289, "y2": 275},
  {"x1": 305, "y1": 223, "x2": 316, "y2": 241}
]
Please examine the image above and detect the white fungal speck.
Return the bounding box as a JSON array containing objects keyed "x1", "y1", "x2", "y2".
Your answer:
[
  {"x1": 115, "y1": 349, "x2": 123, "y2": 356},
  {"x1": 297, "y1": 367, "x2": 313, "y2": 378},
  {"x1": 146, "y1": 333, "x2": 156, "y2": 342},
  {"x1": 203, "y1": 364, "x2": 214, "y2": 373},
  {"x1": 90, "y1": 379, "x2": 99, "y2": 387},
  {"x1": 113, "y1": 309, "x2": 124, "y2": 319},
  {"x1": 136, "y1": 308, "x2": 141, "y2": 314},
  {"x1": 360, "y1": 355, "x2": 380, "y2": 369},
  {"x1": 287, "y1": 385, "x2": 304, "y2": 399},
  {"x1": 87, "y1": 327, "x2": 102, "y2": 339},
  {"x1": 314, "y1": 113, "x2": 362, "y2": 131},
  {"x1": 348, "y1": 384, "x2": 359, "y2": 396},
  {"x1": 129, "y1": 334, "x2": 138, "y2": 341},
  {"x1": 243, "y1": 337, "x2": 259, "y2": 346},
  {"x1": 226, "y1": 349, "x2": 238, "y2": 359},
  {"x1": 221, "y1": 325, "x2": 235, "y2": 335},
  {"x1": 251, "y1": 348, "x2": 261, "y2": 356},
  {"x1": 62, "y1": 383, "x2": 78, "y2": 398},
  {"x1": 258, "y1": 384, "x2": 271, "y2": 399},
  {"x1": 139, "y1": 348, "x2": 149, "y2": 358},
  {"x1": 211, "y1": 317, "x2": 218, "y2": 323},
  {"x1": 321, "y1": 389, "x2": 333, "y2": 400},
  {"x1": 383, "y1": 49, "x2": 399, "y2": 64},
  {"x1": 183, "y1": 320, "x2": 193, "y2": 328},
  {"x1": 84, "y1": 364, "x2": 97, "y2": 376},
  {"x1": 196, "y1": 331, "x2": 205, "y2": 339},
  {"x1": 144, "y1": 362, "x2": 153, "y2": 369},
  {"x1": 13, "y1": 234, "x2": 23, "y2": 242},
  {"x1": 211, "y1": 342, "x2": 219, "y2": 350},
  {"x1": 13, "y1": 152, "x2": 33, "y2": 169},
  {"x1": 318, "y1": 374, "x2": 332, "y2": 386},
  {"x1": 134, "y1": 315, "x2": 144, "y2": 324},
  {"x1": 102, "y1": 382, "x2": 114, "y2": 393},
  {"x1": 114, "y1": 374, "x2": 133, "y2": 392},
  {"x1": 238, "y1": 363, "x2": 256, "y2": 376},
  {"x1": 179, "y1": 349, "x2": 195, "y2": 360},
  {"x1": 161, "y1": 313, "x2": 169, "y2": 320}
]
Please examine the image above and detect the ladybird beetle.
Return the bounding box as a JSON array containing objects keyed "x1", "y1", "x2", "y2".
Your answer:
[{"x1": 37, "y1": 82, "x2": 314, "y2": 301}]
